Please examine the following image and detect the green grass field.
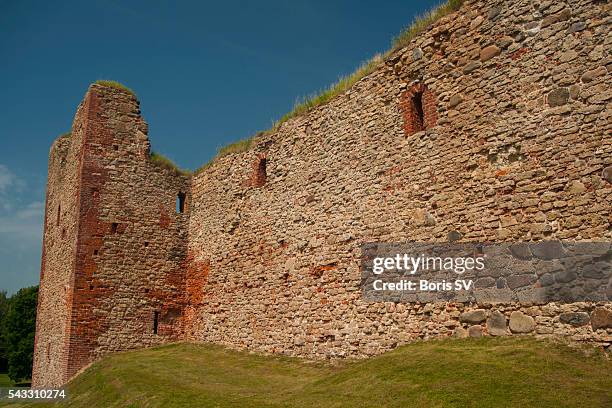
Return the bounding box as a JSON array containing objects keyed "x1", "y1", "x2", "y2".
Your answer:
[{"x1": 6, "y1": 337, "x2": 612, "y2": 408}]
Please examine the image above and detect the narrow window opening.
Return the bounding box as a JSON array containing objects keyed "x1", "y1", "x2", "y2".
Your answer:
[
  {"x1": 258, "y1": 158, "x2": 267, "y2": 181},
  {"x1": 145, "y1": 288, "x2": 150, "y2": 294},
  {"x1": 144, "y1": 241, "x2": 149, "y2": 247},
  {"x1": 94, "y1": 249, "x2": 99, "y2": 256},
  {"x1": 89, "y1": 284, "x2": 94, "y2": 290},
  {"x1": 56, "y1": 204, "x2": 61, "y2": 226},
  {"x1": 254, "y1": 157, "x2": 267, "y2": 187},
  {"x1": 176, "y1": 192, "x2": 186, "y2": 213},
  {"x1": 153, "y1": 311, "x2": 160, "y2": 334},
  {"x1": 111, "y1": 222, "x2": 118, "y2": 233},
  {"x1": 412, "y1": 91, "x2": 425, "y2": 131},
  {"x1": 113, "y1": 144, "x2": 119, "y2": 151}
]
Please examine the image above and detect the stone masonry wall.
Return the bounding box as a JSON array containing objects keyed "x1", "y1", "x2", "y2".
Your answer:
[
  {"x1": 32, "y1": 131, "x2": 82, "y2": 387},
  {"x1": 186, "y1": 0, "x2": 611, "y2": 358},
  {"x1": 35, "y1": 0, "x2": 611, "y2": 387}
]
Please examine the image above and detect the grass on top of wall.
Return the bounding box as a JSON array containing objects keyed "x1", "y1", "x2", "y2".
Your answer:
[
  {"x1": 94, "y1": 80, "x2": 136, "y2": 96},
  {"x1": 192, "y1": 0, "x2": 465, "y2": 172},
  {"x1": 391, "y1": 0, "x2": 464, "y2": 50},
  {"x1": 149, "y1": 151, "x2": 191, "y2": 176}
]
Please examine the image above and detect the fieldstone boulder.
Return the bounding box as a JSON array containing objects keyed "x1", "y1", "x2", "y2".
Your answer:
[
  {"x1": 487, "y1": 311, "x2": 507, "y2": 336},
  {"x1": 468, "y1": 325, "x2": 483, "y2": 337},
  {"x1": 590, "y1": 307, "x2": 612, "y2": 330},
  {"x1": 581, "y1": 66, "x2": 607, "y2": 83},
  {"x1": 559, "y1": 312, "x2": 590, "y2": 327},
  {"x1": 541, "y1": 8, "x2": 571, "y2": 28},
  {"x1": 463, "y1": 61, "x2": 481, "y2": 74},
  {"x1": 480, "y1": 45, "x2": 501, "y2": 62},
  {"x1": 412, "y1": 47, "x2": 423, "y2": 61},
  {"x1": 448, "y1": 94, "x2": 464, "y2": 109},
  {"x1": 460, "y1": 309, "x2": 487, "y2": 324},
  {"x1": 602, "y1": 166, "x2": 612, "y2": 184},
  {"x1": 566, "y1": 180, "x2": 586, "y2": 194},
  {"x1": 447, "y1": 230, "x2": 463, "y2": 242},
  {"x1": 453, "y1": 327, "x2": 468, "y2": 338},
  {"x1": 548, "y1": 88, "x2": 569, "y2": 107},
  {"x1": 509, "y1": 311, "x2": 535, "y2": 333}
]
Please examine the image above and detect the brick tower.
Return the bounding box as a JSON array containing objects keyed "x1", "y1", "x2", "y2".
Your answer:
[{"x1": 32, "y1": 84, "x2": 191, "y2": 387}]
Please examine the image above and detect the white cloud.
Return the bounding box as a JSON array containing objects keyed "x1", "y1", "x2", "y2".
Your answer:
[
  {"x1": 0, "y1": 164, "x2": 27, "y2": 212},
  {"x1": 0, "y1": 164, "x2": 14, "y2": 193},
  {"x1": 0, "y1": 164, "x2": 45, "y2": 293},
  {"x1": 0, "y1": 165, "x2": 44, "y2": 258},
  {"x1": 0, "y1": 202, "x2": 44, "y2": 244}
]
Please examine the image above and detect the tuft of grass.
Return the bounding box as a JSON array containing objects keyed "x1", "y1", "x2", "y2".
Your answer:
[
  {"x1": 392, "y1": 0, "x2": 464, "y2": 50},
  {"x1": 94, "y1": 80, "x2": 136, "y2": 96},
  {"x1": 217, "y1": 137, "x2": 254, "y2": 158},
  {"x1": 149, "y1": 151, "x2": 191, "y2": 176},
  {"x1": 194, "y1": 136, "x2": 258, "y2": 174},
  {"x1": 271, "y1": 54, "x2": 385, "y2": 131},
  {"x1": 14, "y1": 337, "x2": 612, "y2": 408}
]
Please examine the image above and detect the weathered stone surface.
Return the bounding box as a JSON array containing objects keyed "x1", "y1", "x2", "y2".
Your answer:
[
  {"x1": 413, "y1": 209, "x2": 436, "y2": 226},
  {"x1": 558, "y1": 50, "x2": 578, "y2": 63},
  {"x1": 468, "y1": 325, "x2": 483, "y2": 337},
  {"x1": 569, "y1": 84, "x2": 581, "y2": 100},
  {"x1": 463, "y1": 61, "x2": 481, "y2": 74},
  {"x1": 498, "y1": 36, "x2": 514, "y2": 49},
  {"x1": 470, "y1": 15, "x2": 484, "y2": 30},
  {"x1": 541, "y1": 9, "x2": 571, "y2": 28},
  {"x1": 487, "y1": 7, "x2": 501, "y2": 20},
  {"x1": 460, "y1": 309, "x2": 487, "y2": 324},
  {"x1": 566, "y1": 180, "x2": 586, "y2": 194},
  {"x1": 559, "y1": 312, "x2": 590, "y2": 327},
  {"x1": 453, "y1": 327, "x2": 468, "y2": 338},
  {"x1": 548, "y1": 88, "x2": 569, "y2": 107},
  {"x1": 448, "y1": 94, "x2": 463, "y2": 108},
  {"x1": 603, "y1": 167, "x2": 612, "y2": 184},
  {"x1": 447, "y1": 230, "x2": 463, "y2": 242},
  {"x1": 591, "y1": 308, "x2": 612, "y2": 330},
  {"x1": 554, "y1": 269, "x2": 577, "y2": 284},
  {"x1": 507, "y1": 274, "x2": 536, "y2": 289},
  {"x1": 509, "y1": 311, "x2": 535, "y2": 333},
  {"x1": 412, "y1": 47, "x2": 423, "y2": 61},
  {"x1": 480, "y1": 45, "x2": 501, "y2": 62},
  {"x1": 568, "y1": 21, "x2": 586, "y2": 33},
  {"x1": 581, "y1": 66, "x2": 607, "y2": 83},
  {"x1": 487, "y1": 311, "x2": 507, "y2": 336},
  {"x1": 531, "y1": 241, "x2": 566, "y2": 260}
]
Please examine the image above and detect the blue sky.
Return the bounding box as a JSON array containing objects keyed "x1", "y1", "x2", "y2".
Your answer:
[{"x1": 0, "y1": 0, "x2": 441, "y2": 294}]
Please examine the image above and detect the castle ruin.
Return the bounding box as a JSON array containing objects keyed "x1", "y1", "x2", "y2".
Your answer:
[{"x1": 33, "y1": 0, "x2": 611, "y2": 387}]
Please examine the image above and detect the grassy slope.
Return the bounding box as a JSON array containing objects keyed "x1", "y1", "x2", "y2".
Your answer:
[
  {"x1": 0, "y1": 373, "x2": 13, "y2": 387},
  {"x1": 8, "y1": 338, "x2": 612, "y2": 408}
]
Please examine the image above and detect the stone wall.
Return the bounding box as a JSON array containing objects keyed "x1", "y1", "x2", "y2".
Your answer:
[
  {"x1": 32, "y1": 129, "x2": 81, "y2": 387},
  {"x1": 186, "y1": 0, "x2": 611, "y2": 358},
  {"x1": 34, "y1": 0, "x2": 611, "y2": 387}
]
